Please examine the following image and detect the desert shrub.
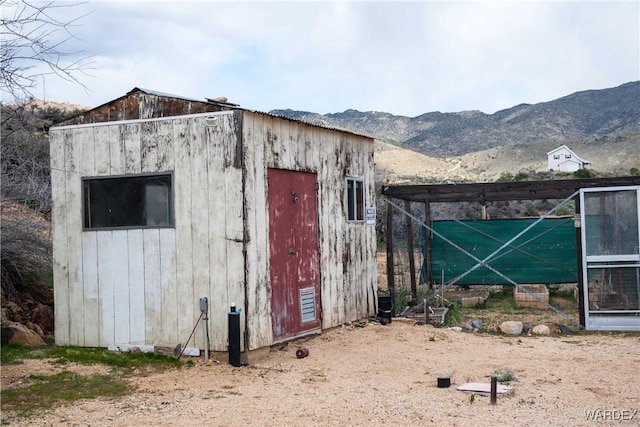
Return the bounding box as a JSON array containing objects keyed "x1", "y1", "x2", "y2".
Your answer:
[
  {"x1": 0, "y1": 210, "x2": 52, "y2": 299},
  {"x1": 573, "y1": 168, "x2": 593, "y2": 178}
]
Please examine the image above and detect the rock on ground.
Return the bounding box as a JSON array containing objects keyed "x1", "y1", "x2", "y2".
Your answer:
[
  {"x1": 499, "y1": 320, "x2": 523, "y2": 335},
  {"x1": 531, "y1": 324, "x2": 551, "y2": 335}
]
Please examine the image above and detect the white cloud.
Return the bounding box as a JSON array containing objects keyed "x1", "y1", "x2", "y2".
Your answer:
[{"x1": 26, "y1": 0, "x2": 640, "y2": 116}]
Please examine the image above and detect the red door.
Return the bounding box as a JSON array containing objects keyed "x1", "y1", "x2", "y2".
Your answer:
[{"x1": 268, "y1": 169, "x2": 321, "y2": 342}]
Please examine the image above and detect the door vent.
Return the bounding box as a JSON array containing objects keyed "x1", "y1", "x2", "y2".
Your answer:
[{"x1": 300, "y1": 288, "x2": 316, "y2": 323}]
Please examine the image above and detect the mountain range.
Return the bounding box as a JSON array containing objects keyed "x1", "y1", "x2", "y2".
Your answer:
[{"x1": 271, "y1": 81, "x2": 640, "y2": 182}]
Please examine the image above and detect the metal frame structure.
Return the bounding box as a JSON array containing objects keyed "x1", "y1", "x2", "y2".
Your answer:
[{"x1": 382, "y1": 176, "x2": 640, "y2": 327}]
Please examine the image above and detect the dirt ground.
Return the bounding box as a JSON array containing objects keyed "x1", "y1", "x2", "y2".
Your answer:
[{"x1": 2, "y1": 321, "x2": 639, "y2": 426}]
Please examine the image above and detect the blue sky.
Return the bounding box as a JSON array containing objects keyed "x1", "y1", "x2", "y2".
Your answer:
[{"x1": 8, "y1": 0, "x2": 640, "y2": 117}]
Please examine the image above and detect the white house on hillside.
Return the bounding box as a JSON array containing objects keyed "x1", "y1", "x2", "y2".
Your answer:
[{"x1": 547, "y1": 145, "x2": 590, "y2": 172}]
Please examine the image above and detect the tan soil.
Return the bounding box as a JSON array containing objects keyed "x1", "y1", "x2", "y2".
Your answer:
[{"x1": 2, "y1": 323, "x2": 639, "y2": 426}]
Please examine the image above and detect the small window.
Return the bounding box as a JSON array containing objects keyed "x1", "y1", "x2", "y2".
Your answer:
[
  {"x1": 553, "y1": 154, "x2": 560, "y2": 160},
  {"x1": 346, "y1": 177, "x2": 364, "y2": 221},
  {"x1": 565, "y1": 154, "x2": 572, "y2": 159},
  {"x1": 83, "y1": 173, "x2": 173, "y2": 229}
]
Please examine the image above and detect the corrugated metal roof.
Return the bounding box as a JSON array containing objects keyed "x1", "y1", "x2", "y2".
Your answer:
[
  {"x1": 128, "y1": 87, "x2": 372, "y2": 139},
  {"x1": 128, "y1": 87, "x2": 205, "y2": 103},
  {"x1": 64, "y1": 87, "x2": 374, "y2": 140},
  {"x1": 249, "y1": 109, "x2": 374, "y2": 140}
]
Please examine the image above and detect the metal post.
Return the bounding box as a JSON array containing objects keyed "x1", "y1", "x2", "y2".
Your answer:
[
  {"x1": 424, "y1": 200, "x2": 433, "y2": 289},
  {"x1": 490, "y1": 376, "x2": 497, "y2": 405},
  {"x1": 575, "y1": 198, "x2": 586, "y2": 327},
  {"x1": 199, "y1": 297, "x2": 209, "y2": 362},
  {"x1": 203, "y1": 315, "x2": 209, "y2": 363},
  {"x1": 386, "y1": 202, "x2": 396, "y2": 315},
  {"x1": 405, "y1": 200, "x2": 417, "y2": 302}
]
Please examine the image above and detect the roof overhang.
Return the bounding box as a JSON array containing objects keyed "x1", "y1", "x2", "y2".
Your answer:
[{"x1": 382, "y1": 176, "x2": 640, "y2": 203}]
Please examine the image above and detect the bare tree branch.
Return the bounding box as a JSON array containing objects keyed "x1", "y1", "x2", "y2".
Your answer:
[{"x1": 1, "y1": 0, "x2": 94, "y2": 103}]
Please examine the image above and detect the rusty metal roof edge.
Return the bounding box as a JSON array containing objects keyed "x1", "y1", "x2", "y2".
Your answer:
[
  {"x1": 130, "y1": 87, "x2": 206, "y2": 103},
  {"x1": 130, "y1": 88, "x2": 370, "y2": 139},
  {"x1": 244, "y1": 108, "x2": 375, "y2": 141},
  {"x1": 55, "y1": 87, "x2": 374, "y2": 140}
]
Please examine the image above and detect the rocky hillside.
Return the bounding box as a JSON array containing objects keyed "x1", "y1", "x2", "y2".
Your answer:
[{"x1": 272, "y1": 81, "x2": 640, "y2": 157}]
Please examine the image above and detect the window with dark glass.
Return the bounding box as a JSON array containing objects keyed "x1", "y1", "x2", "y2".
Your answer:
[
  {"x1": 83, "y1": 174, "x2": 173, "y2": 229},
  {"x1": 346, "y1": 177, "x2": 364, "y2": 221}
]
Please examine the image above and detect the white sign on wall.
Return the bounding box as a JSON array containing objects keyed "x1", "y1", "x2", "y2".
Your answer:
[{"x1": 366, "y1": 207, "x2": 376, "y2": 225}]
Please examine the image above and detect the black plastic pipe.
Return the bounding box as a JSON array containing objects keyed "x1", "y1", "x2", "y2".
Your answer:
[{"x1": 228, "y1": 304, "x2": 241, "y2": 367}]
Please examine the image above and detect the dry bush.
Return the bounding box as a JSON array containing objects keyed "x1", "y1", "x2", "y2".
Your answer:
[{"x1": 0, "y1": 202, "x2": 52, "y2": 299}]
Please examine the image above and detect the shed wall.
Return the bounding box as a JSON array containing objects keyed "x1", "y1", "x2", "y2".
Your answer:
[
  {"x1": 242, "y1": 112, "x2": 377, "y2": 350},
  {"x1": 51, "y1": 110, "x2": 377, "y2": 353},
  {"x1": 50, "y1": 112, "x2": 245, "y2": 351}
]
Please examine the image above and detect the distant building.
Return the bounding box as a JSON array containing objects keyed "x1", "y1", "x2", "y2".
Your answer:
[{"x1": 547, "y1": 145, "x2": 590, "y2": 172}]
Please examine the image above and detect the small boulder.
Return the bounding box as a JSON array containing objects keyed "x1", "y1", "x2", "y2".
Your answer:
[
  {"x1": 531, "y1": 324, "x2": 551, "y2": 335},
  {"x1": 26, "y1": 321, "x2": 45, "y2": 339},
  {"x1": 499, "y1": 321, "x2": 523, "y2": 335},
  {"x1": 2, "y1": 321, "x2": 46, "y2": 347},
  {"x1": 154, "y1": 342, "x2": 182, "y2": 358},
  {"x1": 4, "y1": 301, "x2": 25, "y2": 323},
  {"x1": 31, "y1": 304, "x2": 55, "y2": 336}
]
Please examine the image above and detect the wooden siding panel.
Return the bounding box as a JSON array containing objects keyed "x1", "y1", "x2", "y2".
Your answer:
[
  {"x1": 317, "y1": 129, "x2": 332, "y2": 329},
  {"x1": 78, "y1": 125, "x2": 96, "y2": 354},
  {"x1": 225, "y1": 167, "x2": 245, "y2": 350},
  {"x1": 112, "y1": 230, "x2": 130, "y2": 344},
  {"x1": 294, "y1": 122, "x2": 307, "y2": 171},
  {"x1": 122, "y1": 122, "x2": 141, "y2": 174},
  {"x1": 109, "y1": 124, "x2": 124, "y2": 175},
  {"x1": 65, "y1": 129, "x2": 84, "y2": 345},
  {"x1": 343, "y1": 139, "x2": 358, "y2": 322},
  {"x1": 127, "y1": 229, "x2": 145, "y2": 344},
  {"x1": 173, "y1": 118, "x2": 194, "y2": 343},
  {"x1": 81, "y1": 233, "x2": 100, "y2": 346},
  {"x1": 205, "y1": 113, "x2": 245, "y2": 351},
  {"x1": 244, "y1": 114, "x2": 272, "y2": 350},
  {"x1": 190, "y1": 118, "x2": 210, "y2": 350},
  {"x1": 206, "y1": 119, "x2": 229, "y2": 351},
  {"x1": 279, "y1": 118, "x2": 293, "y2": 169},
  {"x1": 94, "y1": 126, "x2": 110, "y2": 176},
  {"x1": 50, "y1": 130, "x2": 69, "y2": 345},
  {"x1": 97, "y1": 232, "x2": 115, "y2": 346},
  {"x1": 159, "y1": 229, "x2": 178, "y2": 343},
  {"x1": 333, "y1": 133, "x2": 347, "y2": 325},
  {"x1": 78, "y1": 124, "x2": 96, "y2": 345},
  {"x1": 140, "y1": 121, "x2": 158, "y2": 173},
  {"x1": 78, "y1": 126, "x2": 96, "y2": 176},
  {"x1": 263, "y1": 115, "x2": 275, "y2": 167},
  {"x1": 365, "y1": 147, "x2": 377, "y2": 317},
  {"x1": 156, "y1": 120, "x2": 175, "y2": 172},
  {"x1": 143, "y1": 229, "x2": 162, "y2": 343},
  {"x1": 223, "y1": 114, "x2": 245, "y2": 349}
]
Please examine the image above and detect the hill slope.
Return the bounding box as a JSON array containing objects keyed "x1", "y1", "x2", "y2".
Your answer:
[{"x1": 272, "y1": 81, "x2": 640, "y2": 157}]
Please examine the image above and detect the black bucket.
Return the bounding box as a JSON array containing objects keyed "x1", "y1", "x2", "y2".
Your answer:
[{"x1": 378, "y1": 296, "x2": 393, "y2": 322}]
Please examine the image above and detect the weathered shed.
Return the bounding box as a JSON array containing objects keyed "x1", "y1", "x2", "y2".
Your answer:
[{"x1": 49, "y1": 88, "x2": 377, "y2": 356}]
